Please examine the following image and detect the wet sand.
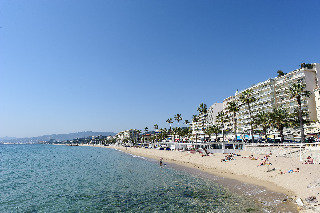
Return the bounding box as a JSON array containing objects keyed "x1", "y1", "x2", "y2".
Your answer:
[{"x1": 166, "y1": 161, "x2": 298, "y2": 212}]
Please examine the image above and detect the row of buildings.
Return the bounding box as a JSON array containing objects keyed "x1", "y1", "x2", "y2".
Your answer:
[{"x1": 192, "y1": 63, "x2": 320, "y2": 142}]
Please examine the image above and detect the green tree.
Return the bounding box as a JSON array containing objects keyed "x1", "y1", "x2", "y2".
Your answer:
[
  {"x1": 277, "y1": 70, "x2": 286, "y2": 77},
  {"x1": 181, "y1": 127, "x2": 192, "y2": 142},
  {"x1": 153, "y1": 124, "x2": 159, "y2": 142},
  {"x1": 253, "y1": 111, "x2": 272, "y2": 142},
  {"x1": 192, "y1": 115, "x2": 199, "y2": 142},
  {"x1": 143, "y1": 127, "x2": 148, "y2": 143},
  {"x1": 166, "y1": 118, "x2": 173, "y2": 133},
  {"x1": 216, "y1": 111, "x2": 228, "y2": 142},
  {"x1": 172, "y1": 127, "x2": 179, "y2": 142},
  {"x1": 239, "y1": 89, "x2": 258, "y2": 143},
  {"x1": 270, "y1": 108, "x2": 291, "y2": 143},
  {"x1": 123, "y1": 138, "x2": 129, "y2": 144},
  {"x1": 163, "y1": 128, "x2": 169, "y2": 141},
  {"x1": 136, "y1": 130, "x2": 142, "y2": 144},
  {"x1": 204, "y1": 126, "x2": 213, "y2": 142},
  {"x1": 227, "y1": 101, "x2": 240, "y2": 142},
  {"x1": 204, "y1": 125, "x2": 220, "y2": 142},
  {"x1": 211, "y1": 124, "x2": 221, "y2": 142},
  {"x1": 177, "y1": 127, "x2": 182, "y2": 141},
  {"x1": 197, "y1": 103, "x2": 208, "y2": 142},
  {"x1": 287, "y1": 82, "x2": 311, "y2": 143},
  {"x1": 192, "y1": 115, "x2": 198, "y2": 122},
  {"x1": 158, "y1": 128, "x2": 168, "y2": 142},
  {"x1": 133, "y1": 129, "x2": 140, "y2": 145},
  {"x1": 174, "y1": 114, "x2": 183, "y2": 126},
  {"x1": 289, "y1": 108, "x2": 310, "y2": 127}
]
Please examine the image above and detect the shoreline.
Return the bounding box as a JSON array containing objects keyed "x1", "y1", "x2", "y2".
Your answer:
[
  {"x1": 111, "y1": 146, "x2": 293, "y2": 193},
  {"x1": 163, "y1": 160, "x2": 298, "y2": 212},
  {"x1": 68, "y1": 144, "x2": 320, "y2": 212}
]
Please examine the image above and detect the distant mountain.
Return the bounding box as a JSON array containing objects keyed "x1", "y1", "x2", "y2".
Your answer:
[
  {"x1": 0, "y1": 131, "x2": 116, "y2": 144},
  {"x1": 0, "y1": 136, "x2": 17, "y2": 141}
]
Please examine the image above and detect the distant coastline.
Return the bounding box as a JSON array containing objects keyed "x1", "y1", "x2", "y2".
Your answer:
[{"x1": 0, "y1": 131, "x2": 115, "y2": 144}]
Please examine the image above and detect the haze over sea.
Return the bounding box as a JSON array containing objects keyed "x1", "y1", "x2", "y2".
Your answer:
[{"x1": 0, "y1": 144, "x2": 277, "y2": 212}]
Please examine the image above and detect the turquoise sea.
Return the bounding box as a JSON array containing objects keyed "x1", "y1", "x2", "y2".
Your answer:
[{"x1": 0, "y1": 145, "x2": 295, "y2": 212}]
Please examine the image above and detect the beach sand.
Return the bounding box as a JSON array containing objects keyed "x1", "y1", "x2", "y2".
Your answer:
[{"x1": 79, "y1": 144, "x2": 320, "y2": 212}]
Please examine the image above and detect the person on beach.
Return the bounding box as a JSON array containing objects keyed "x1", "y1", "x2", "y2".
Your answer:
[
  {"x1": 160, "y1": 158, "x2": 163, "y2": 167},
  {"x1": 249, "y1": 155, "x2": 258, "y2": 160},
  {"x1": 280, "y1": 168, "x2": 299, "y2": 174},
  {"x1": 305, "y1": 156, "x2": 314, "y2": 164}
]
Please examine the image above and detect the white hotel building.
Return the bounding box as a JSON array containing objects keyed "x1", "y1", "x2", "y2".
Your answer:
[
  {"x1": 191, "y1": 103, "x2": 224, "y2": 142},
  {"x1": 116, "y1": 129, "x2": 139, "y2": 143},
  {"x1": 192, "y1": 63, "x2": 320, "y2": 141}
]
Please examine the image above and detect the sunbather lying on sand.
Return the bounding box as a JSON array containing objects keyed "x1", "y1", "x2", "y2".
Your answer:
[
  {"x1": 258, "y1": 160, "x2": 272, "y2": 166},
  {"x1": 305, "y1": 156, "x2": 314, "y2": 164},
  {"x1": 249, "y1": 155, "x2": 258, "y2": 160},
  {"x1": 221, "y1": 154, "x2": 234, "y2": 162},
  {"x1": 280, "y1": 168, "x2": 299, "y2": 174}
]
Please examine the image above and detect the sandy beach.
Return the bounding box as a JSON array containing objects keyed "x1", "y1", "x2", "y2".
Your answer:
[{"x1": 79, "y1": 144, "x2": 320, "y2": 212}]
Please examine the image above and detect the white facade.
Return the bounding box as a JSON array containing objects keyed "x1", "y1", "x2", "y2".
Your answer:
[
  {"x1": 222, "y1": 63, "x2": 320, "y2": 138},
  {"x1": 206, "y1": 103, "x2": 224, "y2": 126},
  {"x1": 313, "y1": 87, "x2": 320, "y2": 121},
  {"x1": 191, "y1": 103, "x2": 223, "y2": 142},
  {"x1": 307, "y1": 87, "x2": 320, "y2": 134},
  {"x1": 116, "y1": 129, "x2": 139, "y2": 143},
  {"x1": 191, "y1": 114, "x2": 206, "y2": 142}
]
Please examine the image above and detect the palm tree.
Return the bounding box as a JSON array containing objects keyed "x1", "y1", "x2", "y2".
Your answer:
[
  {"x1": 204, "y1": 125, "x2": 220, "y2": 142},
  {"x1": 172, "y1": 127, "x2": 178, "y2": 142},
  {"x1": 158, "y1": 128, "x2": 163, "y2": 142},
  {"x1": 204, "y1": 126, "x2": 213, "y2": 142},
  {"x1": 253, "y1": 111, "x2": 271, "y2": 142},
  {"x1": 195, "y1": 127, "x2": 201, "y2": 143},
  {"x1": 197, "y1": 103, "x2": 208, "y2": 142},
  {"x1": 187, "y1": 126, "x2": 193, "y2": 142},
  {"x1": 135, "y1": 129, "x2": 141, "y2": 145},
  {"x1": 184, "y1": 119, "x2": 190, "y2": 141},
  {"x1": 287, "y1": 81, "x2": 311, "y2": 143},
  {"x1": 239, "y1": 89, "x2": 258, "y2": 143},
  {"x1": 197, "y1": 103, "x2": 208, "y2": 119},
  {"x1": 192, "y1": 115, "x2": 198, "y2": 122},
  {"x1": 192, "y1": 115, "x2": 199, "y2": 142},
  {"x1": 277, "y1": 70, "x2": 286, "y2": 77},
  {"x1": 289, "y1": 108, "x2": 310, "y2": 128},
  {"x1": 174, "y1": 114, "x2": 183, "y2": 126},
  {"x1": 216, "y1": 111, "x2": 228, "y2": 142},
  {"x1": 144, "y1": 127, "x2": 148, "y2": 143},
  {"x1": 181, "y1": 127, "x2": 192, "y2": 142},
  {"x1": 153, "y1": 124, "x2": 159, "y2": 142},
  {"x1": 158, "y1": 128, "x2": 168, "y2": 142},
  {"x1": 270, "y1": 108, "x2": 291, "y2": 143},
  {"x1": 227, "y1": 101, "x2": 240, "y2": 142},
  {"x1": 164, "y1": 128, "x2": 169, "y2": 141},
  {"x1": 177, "y1": 127, "x2": 182, "y2": 142},
  {"x1": 136, "y1": 130, "x2": 141, "y2": 144},
  {"x1": 198, "y1": 103, "x2": 208, "y2": 113},
  {"x1": 211, "y1": 124, "x2": 221, "y2": 142},
  {"x1": 166, "y1": 118, "x2": 173, "y2": 132}
]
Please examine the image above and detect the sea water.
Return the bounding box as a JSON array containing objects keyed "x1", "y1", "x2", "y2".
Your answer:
[{"x1": 0, "y1": 144, "x2": 286, "y2": 212}]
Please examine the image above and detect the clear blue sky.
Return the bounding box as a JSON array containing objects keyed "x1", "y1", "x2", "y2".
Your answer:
[{"x1": 1, "y1": 0, "x2": 320, "y2": 137}]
